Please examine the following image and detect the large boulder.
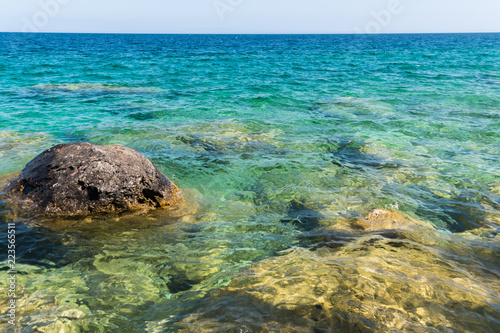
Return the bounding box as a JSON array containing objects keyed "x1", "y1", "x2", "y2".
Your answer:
[{"x1": 3, "y1": 142, "x2": 183, "y2": 217}]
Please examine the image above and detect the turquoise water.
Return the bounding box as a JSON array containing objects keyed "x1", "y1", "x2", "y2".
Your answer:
[{"x1": 0, "y1": 33, "x2": 499, "y2": 332}]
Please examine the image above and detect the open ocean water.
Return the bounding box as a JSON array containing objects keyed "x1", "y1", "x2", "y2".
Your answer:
[{"x1": 0, "y1": 33, "x2": 499, "y2": 332}]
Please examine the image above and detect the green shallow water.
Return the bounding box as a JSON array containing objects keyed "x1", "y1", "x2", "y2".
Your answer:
[{"x1": 0, "y1": 33, "x2": 499, "y2": 332}]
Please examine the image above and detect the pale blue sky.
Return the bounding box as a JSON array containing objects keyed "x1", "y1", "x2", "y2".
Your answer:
[{"x1": 1, "y1": 0, "x2": 499, "y2": 34}]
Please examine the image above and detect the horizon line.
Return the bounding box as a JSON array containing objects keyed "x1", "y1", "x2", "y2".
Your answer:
[{"x1": 1, "y1": 31, "x2": 500, "y2": 36}]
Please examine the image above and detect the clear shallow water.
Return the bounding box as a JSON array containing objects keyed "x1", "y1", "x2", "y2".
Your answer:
[{"x1": 0, "y1": 33, "x2": 499, "y2": 332}]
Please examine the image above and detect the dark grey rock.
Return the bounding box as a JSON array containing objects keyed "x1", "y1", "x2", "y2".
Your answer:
[{"x1": 3, "y1": 142, "x2": 183, "y2": 217}]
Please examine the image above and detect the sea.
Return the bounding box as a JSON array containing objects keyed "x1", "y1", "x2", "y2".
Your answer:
[{"x1": 0, "y1": 33, "x2": 499, "y2": 332}]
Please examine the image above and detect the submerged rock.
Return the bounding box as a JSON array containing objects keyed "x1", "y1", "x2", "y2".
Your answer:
[
  {"x1": 3, "y1": 142, "x2": 183, "y2": 217},
  {"x1": 175, "y1": 211, "x2": 500, "y2": 333}
]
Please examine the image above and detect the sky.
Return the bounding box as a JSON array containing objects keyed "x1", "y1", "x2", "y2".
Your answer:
[{"x1": 0, "y1": 0, "x2": 499, "y2": 34}]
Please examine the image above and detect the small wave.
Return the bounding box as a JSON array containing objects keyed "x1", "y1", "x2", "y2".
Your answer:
[
  {"x1": 330, "y1": 97, "x2": 391, "y2": 110},
  {"x1": 29, "y1": 83, "x2": 161, "y2": 94},
  {"x1": 310, "y1": 97, "x2": 394, "y2": 120}
]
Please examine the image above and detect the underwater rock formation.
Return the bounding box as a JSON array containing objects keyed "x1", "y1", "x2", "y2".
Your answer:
[
  {"x1": 175, "y1": 210, "x2": 500, "y2": 333},
  {"x1": 3, "y1": 142, "x2": 183, "y2": 217}
]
